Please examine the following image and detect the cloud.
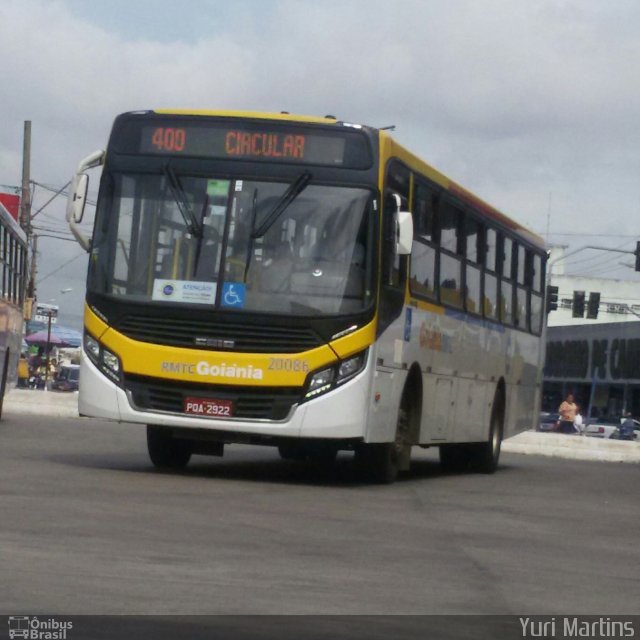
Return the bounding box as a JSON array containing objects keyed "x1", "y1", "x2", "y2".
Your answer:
[{"x1": 2, "y1": 0, "x2": 640, "y2": 323}]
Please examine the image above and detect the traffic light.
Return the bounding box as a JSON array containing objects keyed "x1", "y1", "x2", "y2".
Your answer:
[
  {"x1": 587, "y1": 292, "x2": 600, "y2": 319},
  {"x1": 546, "y1": 284, "x2": 558, "y2": 313},
  {"x1": 635, "y1": 241, "x2": 640, "y2": 271},
  {"x1": 572, "y1": 290, "x2": 585, "y2": 318}
]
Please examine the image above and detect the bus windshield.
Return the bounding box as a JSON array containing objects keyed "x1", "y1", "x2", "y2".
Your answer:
[{"x1": 89, "y1": 172, "x2": 375, "y2": 316}]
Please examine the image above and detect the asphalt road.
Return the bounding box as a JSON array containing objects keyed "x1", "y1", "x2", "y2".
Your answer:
[{"x1": 1, "y1": 413, "x2": 638, "y2": 616}]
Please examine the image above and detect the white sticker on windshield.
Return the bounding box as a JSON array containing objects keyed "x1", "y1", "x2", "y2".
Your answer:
[
  {"x1": 152, "y1": 279, "x2": 217, "y2": 305},
  {"x1": 235, "y1": 180, "x2": 243, "y2": 191}
]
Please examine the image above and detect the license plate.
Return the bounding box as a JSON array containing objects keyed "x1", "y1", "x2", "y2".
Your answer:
[{"x1": 183, "y1": 397, "x2": 234, "y2": 418}]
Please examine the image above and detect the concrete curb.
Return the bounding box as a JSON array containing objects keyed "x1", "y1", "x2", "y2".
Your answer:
[{"x1": 503, "y1": 431, "x2": 640, "y2": 464}]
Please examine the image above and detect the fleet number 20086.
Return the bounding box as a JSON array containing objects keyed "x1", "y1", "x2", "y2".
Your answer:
[{"x1": 268, "y1": 358, "x2": 309, "y2": 372}]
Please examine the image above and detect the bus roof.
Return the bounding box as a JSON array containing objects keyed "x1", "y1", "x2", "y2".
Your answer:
[
  {"x1": 147, "y1": 109, "x2": 545, "y2": 251},
  {"x1": 380, "y1": 131, "x2": 546, "y2": 252},
  {"x1": 152, "y1": 108, "x2": 341, "y2": 126}
]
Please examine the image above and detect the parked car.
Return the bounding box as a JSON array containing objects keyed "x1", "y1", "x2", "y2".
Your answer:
[
  {"x1": 584, "y1": 416, "x2": 640, "y2": 440},
  {"x1": 51, "y1": 364, "x2": 80, "y2": 392},
  {"x1": 538, "y1": 412, "x2": 560, "y2": 432}
]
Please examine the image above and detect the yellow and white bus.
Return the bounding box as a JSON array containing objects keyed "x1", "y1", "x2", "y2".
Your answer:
[
  {"x1": 0, "y1": 201, "x2": 28, "y2": 419},
  {"x1": 67, "y1": 110, "x2": 548, "y2": 482}
]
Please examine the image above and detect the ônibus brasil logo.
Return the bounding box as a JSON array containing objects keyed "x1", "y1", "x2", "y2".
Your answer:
[{"x1": 7, "y1": 616, "x2": 73, "y2": 640}]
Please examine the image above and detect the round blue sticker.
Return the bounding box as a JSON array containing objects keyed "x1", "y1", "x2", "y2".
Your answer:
[{"x1": 163, "y1": 284, "x2": 174, "y2": 296}]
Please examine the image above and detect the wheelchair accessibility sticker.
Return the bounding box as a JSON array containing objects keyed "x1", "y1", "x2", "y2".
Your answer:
[{"x1": 221, "y1": 283, "x2": 246, "y2": 308}]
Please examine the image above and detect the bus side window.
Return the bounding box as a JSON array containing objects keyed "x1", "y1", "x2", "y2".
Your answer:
[
  {"x1": 530, "y1": 252, "x2": 544, "y2": 334},
  {"x1": 514, "y1": 244, "x2": 527, "y2": 329},
  {"x1": 438, "y1": 200, "x2": 463, "y2": 309},
  {"x1": 499, "y1": 235, "x2": 515, "y2": 325},
  {"x1": 484, "y1": 227, "x2": 499, "y2": 320},
  {"x1": 409, "y1": 180, "x2": 438, "y2": 301},
  {"x1": 464, "y1": 215, "x2": 482, "y2": 315}
]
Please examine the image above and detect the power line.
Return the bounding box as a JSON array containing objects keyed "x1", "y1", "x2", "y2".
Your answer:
[
  {"x1": 36, "y1": 251, "x2": 87, "y2": 283},
  {"x1": 33, "y1": 223, "x2": 74, "y2": 234},
  {"x1": 34, "y1": 233, "x2": 76, "y2": 241},
  {"x1": 555, "y1": 239, "x2": 634, "y2": 265},
  {"x1": 30, "y1": 180, "x2": 71, "y2": 220},
  {"x1": 562, "y1": 239, "x2": 635, "y2": 269},
  {"x1": 31, "y1": 180, "x2": 97, "y2": 207},
  {"x1": 35, "y1": 234, "x2": 83, "y2": 243},
  {"x1": 541, "y1": 232, "x2": 639, "y2": 238}
]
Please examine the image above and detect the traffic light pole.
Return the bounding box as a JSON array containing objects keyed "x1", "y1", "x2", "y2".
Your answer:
[
  {"x1": 546, "y1": 243, "x2": 640, "y2": 315},
  {"x1": 549, "y1": 244, "x2": 639, "y2": 272}
]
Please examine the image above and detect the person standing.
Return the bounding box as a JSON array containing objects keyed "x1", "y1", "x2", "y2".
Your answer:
[
  {"x1": 558, "y1": 394, "x2": 578, "y2": 434},
  {"x1": 620, "y1": 412, "x2": 636, "y2": 441}
]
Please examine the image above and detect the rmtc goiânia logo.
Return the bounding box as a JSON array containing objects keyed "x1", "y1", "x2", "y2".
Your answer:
[{"x1": 8, "y1": 617, "x2": 73, "y2": 639}]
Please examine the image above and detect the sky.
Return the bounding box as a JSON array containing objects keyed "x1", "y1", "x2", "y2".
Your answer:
[{"x1": 1, "y1": 0, "x2": 640, "y2": 329}]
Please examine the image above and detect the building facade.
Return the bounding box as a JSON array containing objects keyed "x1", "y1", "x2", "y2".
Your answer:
[
  {"x1": 544, "y1": 321, "x2": 640, "y2": 418},
  {"x1": 544, "y1": 247, "x2": 640, "y2": 416}
]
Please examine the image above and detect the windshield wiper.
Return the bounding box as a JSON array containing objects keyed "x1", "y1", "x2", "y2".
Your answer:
[
  {"x1": 243, "y1": 187, "x2": 259, "y2": 282},
  {"x1": 163, "y1": 164, "x2": 202, "y2": 238},
  {"x1": 251, "y1": 171, "x2": 311, "y2": 239}
]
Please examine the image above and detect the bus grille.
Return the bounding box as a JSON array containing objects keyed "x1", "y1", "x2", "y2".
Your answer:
[
  {"x1": 115, "y1": 315, "x2": 323, "y2": 353},
  {"x1": 124, "y1": 375, "x2": 302, "y2": 421}
]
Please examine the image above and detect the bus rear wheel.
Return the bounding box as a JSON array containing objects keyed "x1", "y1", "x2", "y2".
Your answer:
[
  {"x1": 439, "y1": 393, "x2": 504, "y2": 474},
  {"x1": 471, "y1": 393, "x2": 504, "y2": 473},
  {"x1": 147, "y1": 426, "x2": 192, "y2": 469}
]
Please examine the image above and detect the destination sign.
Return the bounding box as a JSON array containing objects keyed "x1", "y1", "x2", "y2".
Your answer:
[{"x1": 110, "y1": 117, "x2": 372, "y2": 169}]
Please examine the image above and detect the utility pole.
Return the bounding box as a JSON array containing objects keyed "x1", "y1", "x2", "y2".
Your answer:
[
  {"x1": 29, "y1": 234, "x2": 38, "y2": 298},
  {"x1": 20, "y1": 121, "x2": 31, "y2": 231},
  {"x1": 20, "y1": 121, "x2": 36, "y2": 300}
]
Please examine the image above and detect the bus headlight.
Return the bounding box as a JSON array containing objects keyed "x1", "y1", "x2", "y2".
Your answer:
[
  {"x1": 84, "y1": 333, "x2": 100, "y2": 363},
  {"x1": 304, "y1": 350, "x2": 367, "y2": 400},
  {"x1": 337, "y1": 352, "x2": 366, "y2": 384},
  {"x1": 306, "y1": 367, "x2": 335, "y2": 398},
  {"x1": 102, "y1": 348, "x2": 121, "y2": 380},
  {"x1": 84, "y1": 331, "x2": 123, "y2": 385}
]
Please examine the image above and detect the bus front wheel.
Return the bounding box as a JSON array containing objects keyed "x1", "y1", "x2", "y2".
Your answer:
[
  {"x1": 355, "y1": 442, "x2": 399, "y2": 484},
  {"x1": 356, "y1": 401, "x2": 412, "y2": 484},
  {"x1": 147, "y1": 426, "x2": 192, "y2": 469}
]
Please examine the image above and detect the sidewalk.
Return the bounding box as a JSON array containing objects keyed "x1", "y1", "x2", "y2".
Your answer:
[
  {"x1": 4, "y1": 387, "x2": 79, "y2": 418},
  {"x1": 503, "y1": 430, "x2": 640, "y2": 464},
  {"x1": 3, "y1": 387, "x2": 639, "y2": 463}
]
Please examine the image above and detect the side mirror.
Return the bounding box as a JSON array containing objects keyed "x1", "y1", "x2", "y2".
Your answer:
[
  {"x1": 66, "y1": 149, "x2": 104, "y2": 252},
  {"x1": 396, "y1": 209, "x2": 413, "y2": 256},
  {"x1": 67, "y1": 173, "x2": 88, "y2": 224}
]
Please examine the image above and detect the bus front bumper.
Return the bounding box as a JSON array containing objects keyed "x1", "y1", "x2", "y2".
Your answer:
[{"x1": 78, "y1": 350, "x2": 370, "y2": 441}]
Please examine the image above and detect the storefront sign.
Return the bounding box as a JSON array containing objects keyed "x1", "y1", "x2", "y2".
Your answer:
[{"x1": 545, "y1": 337, "x2": 640, "y2": 382}]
